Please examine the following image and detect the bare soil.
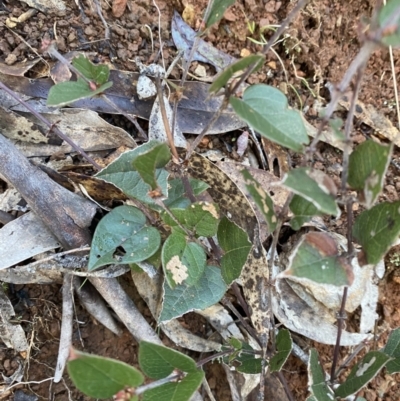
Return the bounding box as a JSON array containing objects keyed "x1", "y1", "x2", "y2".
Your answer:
[{"x1": 1, "y1": 0, "x2": 400, "y2": 400}]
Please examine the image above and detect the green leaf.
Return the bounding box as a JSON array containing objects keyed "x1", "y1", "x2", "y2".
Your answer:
[
  {"x1": 378, "y1": 0, "x2": 400, "y2": 47},
  {"x1": 386, "y1": 357, "x2": 400, "y2": 374},
  {"x1": 217, "y1": 216, "x2": 252, "y2": 285},
  {"x1": 184, "y1": 203, "x2": 219, "y2": 236},
  {"x1": 209, "y1": 54, "x2": 265, "y2": 94},
  {"x1": 240, "y1": 169, "x2": 277, "y2": 233},
  {"x1": 159, "y1": 265, "x2": 227, "y2": 322},
  {"x1": 269, "y1": 329, "x2": 292, "y2": 373},
  {"x1": 139, "y1": 341, "x2": 197, "y2": 379},
  {"x1": 67, "y1": 349, "x2": 143, "y2": 399},
  {"x1": 335, "y1": 351, "x2": 392, "y2": 398},
  {"x1": 88, "y1": 205, "x2": 161, "y2": 270},
  {"x1": 162, "y1": 202, "x2": 219, "y2": 238},
  {"x1": 95, "y1": 143, "x2": 169, "y2": 206},
  {"x1": 228, "y1": 337, "x2": 242, "y2": 350},
  {"x1": 382, "y1": 328, "x2": 400, "y2": 374},
  {"x1": 383, "y1": 328, "x2": 400, "y2": 357},
  {"x1": 347, "y1": 140, "x2": 392, "y2": 208},
  {"x1": 132, "y1": 141, "x2": 171, "y2": 191},
  {"x1": 47, "y1": 79, "x2": 113, "y2": 107},
  {"x1": 164, "y1": 178, "x2": 209, "y2": 209},
  {"x1": 162, "y1": 232, "x2": 207, "y2": 288},
  {"x1": 206, "y1": 0, "x2": 236, "y2": 28},
  {"x1": 289, "y1": 194, "x2": 320, "y2": 230},
  {"x1": 308, "y1": 348, "x2": 335, "y2": 401},
  {"x1": 142, "y1": 370, "x2": 204, "y2": 401},
  {"x1": 229, "y1": 84, "x2": 309, "y2": 152},
  {"x1": 280, "y1": 232, "x2": 353, "y2": 286},
  {"x1": 72, "y1": 54, "x2": 110, "y2": 85},
  {"x1": 282, "y1": 168, "x2": 340, "y2": 217},
  {"x1": 352, "y1": 201, "x2": 400, "y2": 265},
  {"x1": 235, "y1": 342, "x2": 262, "y2": 374}
]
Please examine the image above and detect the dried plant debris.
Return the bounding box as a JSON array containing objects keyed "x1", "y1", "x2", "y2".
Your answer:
[
  {"x1": 0, "y1": 286, "x2": 28, "y2": 352},
  {"x1": 187, "y1": 153, "x2": 270, "y2": 334},
  {"x1": 0, "y1": 212, "x2": 60, "y2": 270},
  {"x1": 272, "y1": 231, "x2": 381, "y2": 345}
]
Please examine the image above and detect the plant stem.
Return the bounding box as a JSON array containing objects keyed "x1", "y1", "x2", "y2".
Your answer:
[
  {"x1": 330, "y1": 286, "x2": 348, "y2": 383},
  {"x1": 155, "y1": 77, "x2": 180, "y2": 163}
]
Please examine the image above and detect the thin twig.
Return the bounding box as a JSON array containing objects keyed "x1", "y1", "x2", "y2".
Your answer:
[
  {"x1": 185, "y1": 98, "x2": 229, "y2": 159},
  {"x1": 221, "y1": 297, "x2": 261, "y2": 347},
  {"x1": 341, "y1": 66, "x2": 366, "y2": 191},
  {"x1": 155, "y1": 77, "x2": 180, "y2": 162},
  {"x1": 0, "y1": 81, "x2": 101, "y2": 170},
  {"x1": 101, "y1": 95, "x2": 146, "y2": 141},
  {"x1": 330, "y1": 286, "x2": 348, "y2": 383},
  {"x1": 276, "y1": 371, "x2": 296, "y2": 401}
]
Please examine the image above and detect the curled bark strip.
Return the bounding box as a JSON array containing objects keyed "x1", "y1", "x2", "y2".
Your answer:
[
  {"x1": 89, "y1": 276, "x2": 163, "y2": 345},
  {"x1": 54, "y1": 274, "x2": 73, "y2": 383},
  {"x1": 73, "y1": 277, "x2": 122, "y2": 336}
]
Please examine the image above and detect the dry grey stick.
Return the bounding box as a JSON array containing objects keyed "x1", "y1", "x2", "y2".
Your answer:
[
  {"x1": 73, "y1": 277, "x2": 122, "y2": 336},
  {"x1": 54, "y1": 274, "x2": 74, "y2": 383},
  {"x1": 89, "y1": 276, "x2": 163, "y2": 345}
]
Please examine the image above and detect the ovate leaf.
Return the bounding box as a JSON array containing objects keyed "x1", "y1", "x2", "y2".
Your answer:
[
  {"x1": 241, "y1": 169, "x2": 277, "y2": 233},
  {"x1": 139, "y1": 341, "x2": 197, "y2": 379},
  {"x1": 382, "y1": 327, "x2": 400, "y2": 374},
  {"x1": 162, "y1": 202, "x2": 219, "y2": 237},
  {"x1": 269, "y1": 329, "x2": 292, "y2": 373},
  {"x1": 235, "y1": 342, "x2": 262, "y2": 374},
  {"x1": 47, "y1": 78, "x2": 113, "y2": 107},
  {"x1": 159, "y1": 265, "x2": 227, "y2": 322},
  {"x1": 289, "y1": 194, "x2": 319, "y2": 230},
  {"x1": 132, "y1": 141, "x2": 171, "y2": 191},
  {"x1": 279, "y1": 232, "x2": 353, "y2": 286},
  {"x1": 347, "y1": 140, "x2": 392, "y2": 208},
  {"x1": 353, "y1": 201, "x2": 400, "y2": 265},
  {"x1": 282, "y1": 168, "x2": 340, "y2": 217},
  {"x1": 206, "y1": 0, "x2": 236, "y2": 28},
  {"x1": 88, "y1": 205, "x2": 161, "y2": 270},
  {"x1": 162, "y1": 232, "x2": 207, "y2": 288},
  {"x1": 334, "y1": 351, "x2": 392, "y2": 398},
  {"x1": 96, "y1": 143, "x2": 169, "y2": 207},
  {"x1": 230, "y1": 84, "x2": 309, "y2": 151},
  {"x1": 164, "y1": 178, "x2": 209, "y2": 209},
  {"x1": 308, "y1": 348, "x2": 335, "y2": 401},
  {"x1": 217, "y1": 216, "x2": 252, "y2": 285},
  {"x1": 72, "y1": 54, "x2": 110, "y2": 84},
  {"x1": 383, "y1": 327, "x2": 400, "y2": 357},
  {"x1": 209, "y1": 54, "x2": 265, "y2": 94},
  {"x1": 68, "y1": 349, "x2": 143, "y2": 399},
  {"x1": 142, "y1": 370, "x2": 204, "y2": 401}
]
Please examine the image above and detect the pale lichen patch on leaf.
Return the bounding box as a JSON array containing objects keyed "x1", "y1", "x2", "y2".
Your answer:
[
  {"x1": 356, "y1": 357, "x2": 376, "y2": 376},
  {"x1": 166, "y1": 255, "x2": 188, "y2": 285},
  {"x1": 200, "y1": 202, "x2": 219, "y2": 219}
]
